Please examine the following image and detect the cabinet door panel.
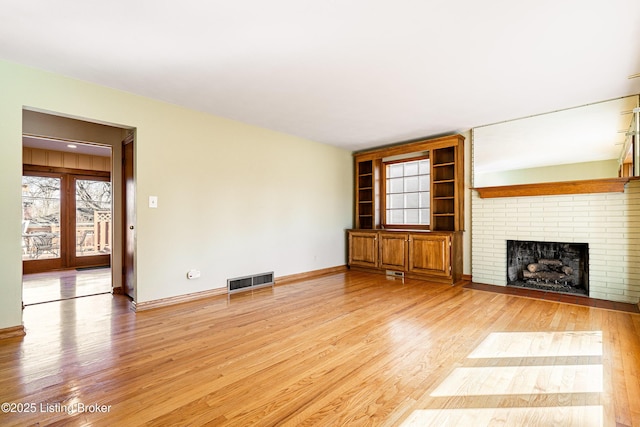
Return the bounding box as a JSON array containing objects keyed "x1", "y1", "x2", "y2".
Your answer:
[
  {"x1": 349, "y1": 232, "x2": 378, "y2": 267},
  {"x1": 379, "y1": 233, "x2": 408, "y2": 270},
  {"x1": 408, "y1": 234, "x2": 451, "y2": 276}
]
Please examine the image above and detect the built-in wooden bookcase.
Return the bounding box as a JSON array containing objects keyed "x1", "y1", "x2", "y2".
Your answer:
[
  {"x1": 356, "y1": 160, "x2": 375, "y2": 229},
  {"x1": 349, "y1": 134, "x2": 465, "y2": 284},
  {"x1": 353, "y1": 134, "x2": 464, "y2": 231},
  {"x1": 431, "y1": 145, "x2": 463, "y2": 231}
]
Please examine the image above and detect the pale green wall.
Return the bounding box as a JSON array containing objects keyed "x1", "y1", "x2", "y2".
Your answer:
[
  {"x1": 475, "y1": 159, "x2": 619, "y2": 187},
  {"x1": 0, "y1": 59, "x2": 353, "y2": 329}
]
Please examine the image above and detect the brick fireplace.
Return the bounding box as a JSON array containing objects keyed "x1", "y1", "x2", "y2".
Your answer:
[{"x1": 471, "y1": 181, "x2": 640, "y2": 304}]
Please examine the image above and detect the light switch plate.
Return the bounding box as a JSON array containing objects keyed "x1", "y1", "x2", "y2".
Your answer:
[{"x1": 149, "y1": 196, "x2": 158, "y2": 208}]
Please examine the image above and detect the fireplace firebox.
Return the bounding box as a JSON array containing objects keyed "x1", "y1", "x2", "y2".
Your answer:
[{"x1": 506, "y1": 240, "x2": 589, "y2": 296}]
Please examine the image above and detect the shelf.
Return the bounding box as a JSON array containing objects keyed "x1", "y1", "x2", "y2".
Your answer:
[
  {"x1": 431, "y1": 216, "x2": 455, "y2": 231},
  {"x1": 358, "y1": 161, "x2": 373, "y2": 175},
  {"x1": 358, "y1": 176, "x2": 373, "y2": 188},
  {"x1": 432, "y1": 146, "x2": 455, "y2": 164},
  {"x1": 359, "y1": 217, "x2": 374, "y2": 229},
  {"x1": 473, "y1": 177, "x2": 633, "y2": 198},
  {"x1": 433, "y1": 181, "x2": 455, "y2": 198},
  {"x1": 433, "y1": 166, "x2": 455, "y2": 181}
]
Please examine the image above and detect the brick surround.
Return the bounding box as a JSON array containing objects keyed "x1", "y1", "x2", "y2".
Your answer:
[{"x1": 471, "y1": 181, "x2": 640, "y2": 303}]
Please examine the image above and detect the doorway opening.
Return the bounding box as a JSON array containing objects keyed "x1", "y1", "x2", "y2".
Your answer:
[{"x1": 22, "y1": 108, "x2": 134, "y2": 305}]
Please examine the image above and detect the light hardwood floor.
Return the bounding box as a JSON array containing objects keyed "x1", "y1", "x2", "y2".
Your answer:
[
  {"x1": 1, "y1": 271, "x2": 639, "y2": 426},
  {"x1": 22, "y1": 268, "x2": 112, "y2": 305}
]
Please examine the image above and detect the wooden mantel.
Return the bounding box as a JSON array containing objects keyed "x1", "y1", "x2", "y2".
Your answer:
[{"x1": 473, "y1": 177, "x2": 635, "y2": 198}]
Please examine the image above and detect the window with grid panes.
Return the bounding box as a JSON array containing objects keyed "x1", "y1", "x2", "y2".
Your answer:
[{"x1": 384, "y1": 157, "x2": 430, "y2": 227}]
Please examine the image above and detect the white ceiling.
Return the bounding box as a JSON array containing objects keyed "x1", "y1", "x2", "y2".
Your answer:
[{"x1": 1, "y1": 1, "x2": 640, "y2": 152}]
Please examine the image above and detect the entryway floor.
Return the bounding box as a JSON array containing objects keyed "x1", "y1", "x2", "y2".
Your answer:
[{"x1": 23, "y1": 267, "x2": 111, "y2": 306}]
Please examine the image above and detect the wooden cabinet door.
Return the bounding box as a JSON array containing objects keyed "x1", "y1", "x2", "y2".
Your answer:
[
  {"x1": 379, "y1": 232, "x2": 408, "y2": 270},
  {"x1": 348, "y1": 231, "x2": 378, "y2": 267},
  {"x1": 408, "y1": 234, "x2": 451, "y2": 277}
]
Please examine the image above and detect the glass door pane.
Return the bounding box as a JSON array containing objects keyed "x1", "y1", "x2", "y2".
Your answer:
[
  {"x1": 76, "y1": 179, "x2": 112, "y2": 257},
  {"x1": 22, "y1": 176, "x2": 61, "y2": 260}
]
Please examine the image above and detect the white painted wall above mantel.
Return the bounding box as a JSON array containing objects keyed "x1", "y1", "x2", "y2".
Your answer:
[{"x1": 471, "y1": 181, "x2": 640, "y2": 303}]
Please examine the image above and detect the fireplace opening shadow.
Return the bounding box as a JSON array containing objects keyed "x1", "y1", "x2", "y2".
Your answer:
[{"x1": 507, "y1": 240, "x2": 589, "y2": 297}]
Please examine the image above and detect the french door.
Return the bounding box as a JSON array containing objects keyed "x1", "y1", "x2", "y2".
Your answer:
[{"x1": 22, "y1": 167, "x2": 111, "y2": 274}]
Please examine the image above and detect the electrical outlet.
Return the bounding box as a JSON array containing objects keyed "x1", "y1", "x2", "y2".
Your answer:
[{"x1": 187, "y1": 269, "x2": 201, "y2": 279}]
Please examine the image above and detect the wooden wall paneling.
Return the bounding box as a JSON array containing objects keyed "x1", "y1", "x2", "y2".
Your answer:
[
  {"x1": 22, "y1": 147, "x2": 110, "y2": 172},
  {"x1": 78, "y1": 154, "x2": 92, "y2": 170},
  {"x1": 22, "y1": 147, "x2": 32, "y2": 164}
]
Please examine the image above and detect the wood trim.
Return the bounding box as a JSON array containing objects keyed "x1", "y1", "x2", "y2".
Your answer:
[
  {"x1": 354, "y1": 134, "x2": 464, "y2": 161},
  {"x1": 473, "y1": 177, "x2": 633, "y2": 198},
  {"x1": 275, "y1": 265, "x2": 348, "y2": 286},
  {"x1": 0, "y1": 325, "x2": 26, "y2": 340},
  {"x1": 380, "y1": 224, "x2": 430, "y2": 230},
  {"x1": 23, "y1": 164, "x2": 111, "y2": 178},
  {"x1": 348, "y1": 265, "x2": 462, "y2": 285},
  {"x1": 132, "y1": 287, "x2": 228, "y2": 312},
  {"x1": 381, "y1": 155, "x2": 431, "y2": 230},
  {"x1": 383, "y1": 154, "x2": 430, "y2": 165}
]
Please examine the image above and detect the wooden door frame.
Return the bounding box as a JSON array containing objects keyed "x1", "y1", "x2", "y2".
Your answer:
[
  {"x1": 121, "y1": 134, "x2": 136, "y2": 299},
  {"x1": 21, "y1": 170, "x2": 65, "y2": 274}
]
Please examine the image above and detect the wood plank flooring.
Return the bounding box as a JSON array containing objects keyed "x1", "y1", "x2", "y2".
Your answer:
[
  {"x1": 22, "y1": 268, "x2": 112, "y2": 305},
  {"x1": 1, "y1": 270, "x2": 639, "y2": 426}
]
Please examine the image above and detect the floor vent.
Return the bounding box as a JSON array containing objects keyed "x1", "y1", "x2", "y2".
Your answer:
[
  {"x1": 386, "y1": 270, "x2": 405, "y2": 278},
  {"x1": 227, "y1": 272, "x2": 274, "y2": 294}
]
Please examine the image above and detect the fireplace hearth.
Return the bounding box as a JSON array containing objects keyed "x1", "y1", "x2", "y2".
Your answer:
[{"x1": 506, "y1": 240, "x2": 589, "y2": 296}]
